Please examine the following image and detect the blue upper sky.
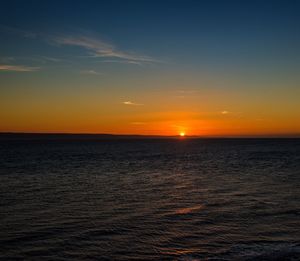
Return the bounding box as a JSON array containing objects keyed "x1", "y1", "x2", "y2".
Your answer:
[{"x1": 1, "y1": 0, "x2": 299, "y2": 72}]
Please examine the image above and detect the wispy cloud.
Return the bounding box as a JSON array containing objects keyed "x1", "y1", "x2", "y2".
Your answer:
[
  {"x1": 53, "y1": 35, "x2": 159, "y2": 63},
  {"x1": 221, "y1": 110, "x2": 230, "y2": 115},
  {"x1": 40, "y1": 56, "x2": 62, "y2": 62},
  {"x1": 0, "y1": 25, "x2": 37, "y2": 38},
  {"x1": 176, "y1": 90, "x2": 199, "y2": 94},
  {"x1": 80, "y1": 69, "x2": 102, "y2": 75},
  {"x1": 1, "y1": 25, "x2": 161, "y2": 68},
  {"x1": 0, "y1": 65, "x2": 39, "y2": 72},
  {"x1": 123, "y1": 101, "x2": 144, "y2": 106},
  {"x1": 100, "y1": 60, "x2": 142, "y2": 66},
  {"x1": 220, "y1": 110, "x2": 243, "y2": 117},
  {"x1": 131, "y1": 122, "x2": 147, "y2": 125},
  {"x1": 0, "y1": 57, "x2": 16, "y2": 63},
  {"x1": 1, "y1": 55, "x2": 64, "y2": 64}
]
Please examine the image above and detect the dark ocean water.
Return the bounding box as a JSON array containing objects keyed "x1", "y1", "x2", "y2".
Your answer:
[{"x1": 0, "y1": 138, "x2": 300, "y2": 260}]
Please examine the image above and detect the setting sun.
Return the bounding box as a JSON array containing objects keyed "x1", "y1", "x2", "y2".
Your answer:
[{"x1": 180, "y1": 132, "x2": 185, "y2": 137}]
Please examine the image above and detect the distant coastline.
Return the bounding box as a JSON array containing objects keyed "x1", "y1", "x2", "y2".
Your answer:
[{"x1": 0, "y1": 132, "x2": 299, "y2": 140}]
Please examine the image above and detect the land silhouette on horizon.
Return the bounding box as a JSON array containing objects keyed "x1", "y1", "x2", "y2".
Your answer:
[{"x1": 0, "y1": 132, "x2": 299, "y2": 140}]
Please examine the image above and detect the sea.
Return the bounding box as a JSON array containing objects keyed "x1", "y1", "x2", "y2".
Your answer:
[{"x1": 0, "y1": 136, "x2": 300, "y2": 260}]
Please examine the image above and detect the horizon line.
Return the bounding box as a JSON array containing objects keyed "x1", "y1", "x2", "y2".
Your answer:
[{"x1": 1, "y1": 132, "x2": 300, "y2": 139}]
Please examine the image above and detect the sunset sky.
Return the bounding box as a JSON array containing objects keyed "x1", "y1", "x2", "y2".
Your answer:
[{"x1": 1, "y1": 0, "x2": 299, "y2": 136}]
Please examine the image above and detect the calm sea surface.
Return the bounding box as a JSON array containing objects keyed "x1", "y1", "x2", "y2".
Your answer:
[{"x1": 0, "y1": 138, "x2": 300, "y2": 260}]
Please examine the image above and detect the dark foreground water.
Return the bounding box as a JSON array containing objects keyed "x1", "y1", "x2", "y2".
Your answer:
[{"x1": 0, "y1": 138, "x2": 300, "y2": 260}]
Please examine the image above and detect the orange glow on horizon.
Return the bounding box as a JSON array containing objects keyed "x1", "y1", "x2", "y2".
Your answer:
[
  {"x1": 1, "y1": 116, "x2": 299, "y2": 137},
  {"x1": 1, "y1": 95, "x2": 299, "y2": 137}
]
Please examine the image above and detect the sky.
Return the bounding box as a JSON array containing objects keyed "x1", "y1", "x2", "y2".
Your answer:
[{"x1": 0, "y1": 0, "x2": 299, "y2": 136}]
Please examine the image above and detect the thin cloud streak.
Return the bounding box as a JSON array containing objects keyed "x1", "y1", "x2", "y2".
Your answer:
[
  {"x1": 80, "y1": 70, "x2": 102, "y2": 75},
  {"x1": 0, "y1": 65, "x2": 40, "y2": 72},
  {"x1": 219, "y1": 111, "x2": 243, "y2": 117},
  {"x1": 53, "y1": 35, "x2": 159, "y2": 63},
  {"x1": 176, "y1": 90, "x2": 199, "y2": 94},
  {"x1": 101, "y1": 60, "x2": 142, "y2": 66},
  {"x1": 40, "y1": 56, "x2": 63, "y2": 62},
  {"x1": 1, "y1": 25, "x2": 161, "y2": 66},
  {"x1": 123, "y1": 101, "x2": 144, "y2": 106},
  {"x1": 0, "y1": 25, "x2": 37, "y2": 38},
  {"x1": 221, "y1": 110, "x2": 229, "y2": 115},
  {"x1": 131, "y1": 122, "x2": 147, "y2": 125}
]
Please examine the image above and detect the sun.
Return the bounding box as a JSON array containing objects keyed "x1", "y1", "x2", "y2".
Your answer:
[{"x1": 180, "y1": 132, "x2": 185, "y2": 137}]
